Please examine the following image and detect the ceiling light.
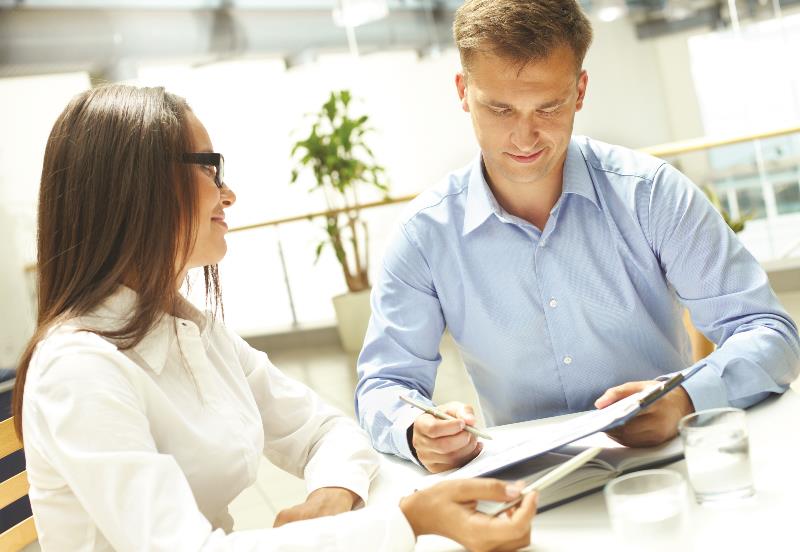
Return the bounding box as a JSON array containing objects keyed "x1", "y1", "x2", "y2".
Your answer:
[
  {"x1": 664, "y1": 0, "x2": 694, "y2": 20},
  {"x1": 594, "y1": 0, "x2": 629, "y2": 22}
]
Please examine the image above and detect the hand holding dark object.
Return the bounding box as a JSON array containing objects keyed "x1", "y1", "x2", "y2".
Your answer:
[{"x1": 596, "y1": 381, "x2": 694, "y2": 447}]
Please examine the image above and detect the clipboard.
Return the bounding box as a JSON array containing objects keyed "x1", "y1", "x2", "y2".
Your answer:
[{"x1": 441, "y1": 364, "x2": 704, "y2": 481}]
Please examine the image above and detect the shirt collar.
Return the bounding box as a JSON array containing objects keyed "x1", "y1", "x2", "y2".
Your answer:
[
  {"x1": 562, "y1": 138, "x2": 601, "y2": 209},
  {"x1": 80, "y1": 285, "x2": 206, "y2": 375},
  {"x1": 463, "y1": 155, "x2": 503, "y2": 236},
  {"x1": 462, "y1": 139, "x2": 600, "y2": 236}
]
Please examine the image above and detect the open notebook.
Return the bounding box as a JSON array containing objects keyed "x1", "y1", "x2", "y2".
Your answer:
[
  {"x1": 417, "y1": 421, "x2": 685, "y2": 514},
  {"x1": 473, "y1": 432, "x2": 683, "y2": 513}
]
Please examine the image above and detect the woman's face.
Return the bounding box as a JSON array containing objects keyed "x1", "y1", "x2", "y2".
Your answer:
[{"x1": 184, "y1": 111, "x2": 236, "y2": 271}]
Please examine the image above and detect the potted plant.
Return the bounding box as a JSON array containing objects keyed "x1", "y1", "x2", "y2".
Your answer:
[{"x1": 290, "y1": 90, "x2": 388, "y2": 353}]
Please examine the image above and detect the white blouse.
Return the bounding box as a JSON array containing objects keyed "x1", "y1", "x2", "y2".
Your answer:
[{"x1": 21, "y1": 286, "x2": 415, "y2": 551}]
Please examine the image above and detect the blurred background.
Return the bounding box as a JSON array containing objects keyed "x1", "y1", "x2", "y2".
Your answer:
[{"x1": 2, "y1": 0, "x2": 800, "y2": 540}]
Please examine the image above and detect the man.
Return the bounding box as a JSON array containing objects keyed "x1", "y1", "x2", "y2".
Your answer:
[{"x1": 355, "y1": 0, "x2": 800, "y2": 473}]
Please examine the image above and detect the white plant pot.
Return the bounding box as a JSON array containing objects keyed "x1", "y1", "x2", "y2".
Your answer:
[{"x1": 332, "y1": 288, "x2": 373, "y2": 354}]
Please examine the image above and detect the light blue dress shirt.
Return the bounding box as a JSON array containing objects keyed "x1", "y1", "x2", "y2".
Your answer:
[{"x1": 355, "y1": 136, "x2": 800, "y2": 462}]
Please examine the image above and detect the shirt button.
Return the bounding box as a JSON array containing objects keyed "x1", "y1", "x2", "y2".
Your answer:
[
  {"x1": 563, "y1": 355, "x2": 573, "y2": 365},
  {"x1": 539, "y1": 239, "x2": 547, "y2": 248},
  {"x1": 548, "y1": 298, "x2": 558, "y2": 308}
]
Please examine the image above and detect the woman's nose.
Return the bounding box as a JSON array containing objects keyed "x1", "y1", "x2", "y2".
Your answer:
[{"x1": 221, "y1": 184, "x2": 236, "y2": 207}]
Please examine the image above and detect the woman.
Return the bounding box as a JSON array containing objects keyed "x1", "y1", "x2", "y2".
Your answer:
[{"x1": 12, "y1": 84, "x2": 537, "y2": 551}]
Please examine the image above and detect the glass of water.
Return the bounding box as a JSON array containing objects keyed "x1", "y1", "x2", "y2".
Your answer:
[
  {"x1": 678, "y1": 407, "x2": 755, "y2": 503},
  {"x1": 604, "y1": 469, "x2": 690, "y2": 552}
]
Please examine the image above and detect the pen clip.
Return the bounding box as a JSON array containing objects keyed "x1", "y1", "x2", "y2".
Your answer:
[{"x1": 638, "y1": 373, "x2": 684, "y2": 410}]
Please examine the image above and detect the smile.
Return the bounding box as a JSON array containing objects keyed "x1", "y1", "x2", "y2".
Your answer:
[{"x1": 506, "y1": 149, "x2": 545, "y2": 164}]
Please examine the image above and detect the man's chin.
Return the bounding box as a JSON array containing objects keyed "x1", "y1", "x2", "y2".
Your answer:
[
  {"x1": 484, "y1": 156, "x2": 551, "y2": 188},
  {"x1": 502, "y1": 167, "x2": 549, "y2": 187}
]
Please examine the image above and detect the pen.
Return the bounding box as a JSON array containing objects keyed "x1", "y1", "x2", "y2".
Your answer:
[
  {"x1": 485, "y1": 446, "x2": 603, "y2": 517},
  {"x1": 638, "y1": 372, "x2": 685, "y2": 410},
  {"x1": 399, "y1": 394, "x2": 493, "y2": 440}
]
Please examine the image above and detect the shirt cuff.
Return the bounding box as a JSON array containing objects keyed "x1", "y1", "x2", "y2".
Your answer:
[
  {"x1": 679, "y1": 360, "x2": 729, "y2": 412},
  {"x1": 305, "y1": 466, "x2": 373, "y2": 508},
  {"x1": 393, "y1": 404, "x2": 425, "y2": 466},
  {"x1": 382, "y1": 505, "x2": 417, "y2": 551}
]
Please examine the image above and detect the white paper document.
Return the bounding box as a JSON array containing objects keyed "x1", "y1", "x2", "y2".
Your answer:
[{"x1": 444, "y1": 380, "x2": 668, "y2": 480}]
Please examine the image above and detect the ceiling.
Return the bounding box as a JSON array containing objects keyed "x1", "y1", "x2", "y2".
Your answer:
[{"x1": 0, "y1": 0, "x2": 794, "y2": 79}]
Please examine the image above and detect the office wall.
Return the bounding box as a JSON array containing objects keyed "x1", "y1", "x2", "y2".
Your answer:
[
  {"x1": 0, "y1": 72, "x2": 91, "y2": 367},
  {"x1": 651, "y1": 28, "x2": 709, "y2": 180},
  {"x1": 578, "y1": 17, "x2": 675, "y2": 148}
]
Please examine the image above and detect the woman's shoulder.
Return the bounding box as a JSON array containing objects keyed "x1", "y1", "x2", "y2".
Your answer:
[
  {"x1": 40, "y1": 319, "x2": 118, "y2": 349},
  {"x1": 30, "y1": 321, "x2": 122, "y2": 378}
]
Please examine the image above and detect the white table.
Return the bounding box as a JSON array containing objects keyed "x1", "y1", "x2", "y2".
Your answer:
[{"x1": 368, "y1": 390, "x2": 800, "y2": 551}]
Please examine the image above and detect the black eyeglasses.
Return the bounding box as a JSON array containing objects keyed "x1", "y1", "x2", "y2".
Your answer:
[{"x1": 181, "y1": 152, "x2": 225, "y2": 189}]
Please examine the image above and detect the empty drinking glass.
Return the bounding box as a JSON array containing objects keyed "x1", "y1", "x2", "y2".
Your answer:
[
  {"x1": 604, "y1": 469, "x2": 690, "y2": 552},
  {"x1": 678, "y1": 407, "x2": 755, "y2": 503}
]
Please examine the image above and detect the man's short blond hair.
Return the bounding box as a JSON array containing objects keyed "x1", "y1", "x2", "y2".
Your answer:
[{"x1": 453, "y1": 0, "x2": 593, "y2": 74}]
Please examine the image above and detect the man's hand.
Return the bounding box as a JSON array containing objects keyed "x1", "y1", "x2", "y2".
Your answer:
[
  {"x1": 400, "y1": 479, "x2": 537, "y2": 552},
  {"x1": 595, "y1": 381, "x2": 695, "y2": 447},
  {"x1": 273, "y1": 487, "x2": 359, "y2": 528},
  {"x1": 411, "y1": 401, "x2": 483, "y2": 473}
]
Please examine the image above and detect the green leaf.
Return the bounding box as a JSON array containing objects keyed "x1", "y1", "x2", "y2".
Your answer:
[
  {"x1": 324, "y1": 93, "x2": 337, "y2": 122},
  {"x1": 313, "y1": 241, "x2": 326, "y2": 264}
]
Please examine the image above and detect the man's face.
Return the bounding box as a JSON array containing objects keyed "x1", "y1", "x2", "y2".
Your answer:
[{"x1": 456, "y1": 45, "x2": 588, "y2": 193}]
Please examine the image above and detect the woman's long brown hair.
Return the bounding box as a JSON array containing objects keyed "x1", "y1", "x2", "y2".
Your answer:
[{"x1": 12, "y1": 84, "x2": 221, "y2": 439}]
